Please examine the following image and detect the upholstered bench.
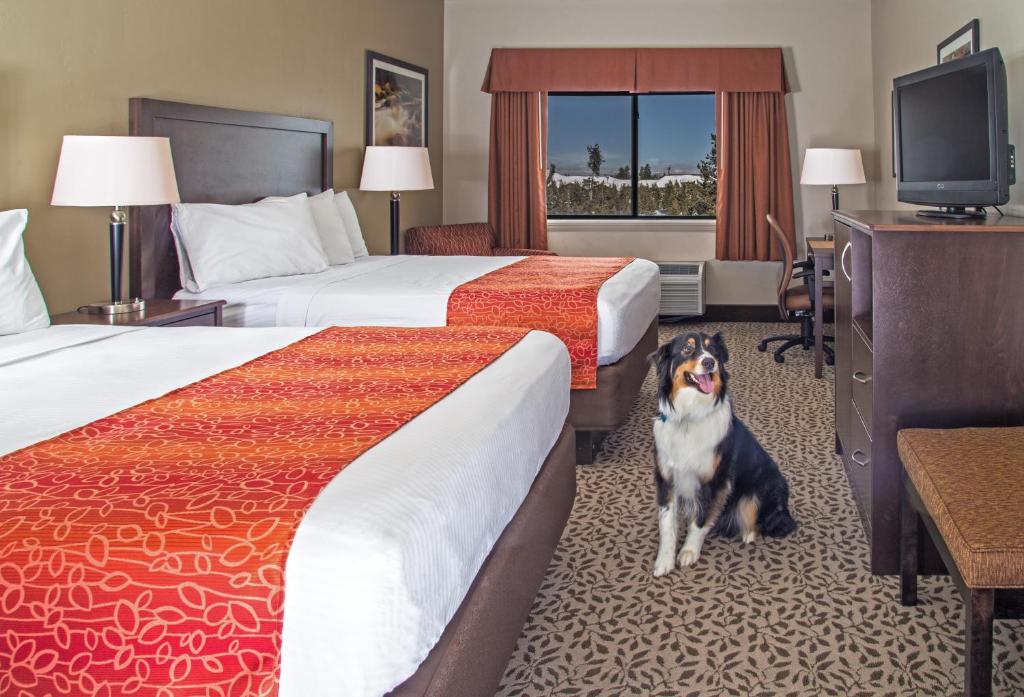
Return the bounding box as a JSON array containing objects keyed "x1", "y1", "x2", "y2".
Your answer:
[{"x1": 898, "y1": 427, "x2": 1024, "y2": 697}]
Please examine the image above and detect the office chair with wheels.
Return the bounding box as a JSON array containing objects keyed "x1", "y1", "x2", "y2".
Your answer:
[{"x1": 758, "y1": 214, "x2": 835, "y2": 365}]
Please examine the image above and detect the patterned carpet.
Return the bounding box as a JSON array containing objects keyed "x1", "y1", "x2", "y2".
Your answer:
[{"x1": 498, "y1": 322, "x2": 1024, "y2": 697}]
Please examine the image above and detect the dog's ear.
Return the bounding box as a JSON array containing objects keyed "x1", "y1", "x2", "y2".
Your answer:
[
  {"x1": 649, "y1": 341, "x2": 677, "y2": 409},
  {"x1": 647, "y1": 341, "x2": 673, "y2": 368},
  {"x1": 710, "y1": 332, "x2": 729, "y2": 364}
]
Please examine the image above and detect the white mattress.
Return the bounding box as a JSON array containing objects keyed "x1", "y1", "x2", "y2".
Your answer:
[
  {"x1": 0, "y1": 325, "x2": 571, "y2": 697},
  {"x1": 175, "y1": 255, "x2": 661, "y2": 365}
]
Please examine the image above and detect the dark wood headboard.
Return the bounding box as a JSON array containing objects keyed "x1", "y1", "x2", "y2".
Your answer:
[{"x1": 128, "y1": 98, "x2": 334, "y2": 299}]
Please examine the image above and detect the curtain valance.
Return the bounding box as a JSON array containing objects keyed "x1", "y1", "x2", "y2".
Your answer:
[
  {"x1": 481, "y1": 48, "x2": 638, "y2": 93},
  {"x1": 481, "y1": 47, "x2": 789, "y2": 94}
]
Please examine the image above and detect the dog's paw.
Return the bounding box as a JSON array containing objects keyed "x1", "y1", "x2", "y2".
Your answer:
[
  {"x1": 742, "y1": 532, "x2": 758, "y2": 545},
  {"x1": 652, "y1": 555, "x2": 675, "y2": 577},
  {"x1": 677, "y1": 548, "x2": 700, "y2": 567}
]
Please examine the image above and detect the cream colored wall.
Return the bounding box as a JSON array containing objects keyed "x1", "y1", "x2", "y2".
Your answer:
[
  {"x1": 442, "y1": 0, "x2": 875, "y2": 305},
  {"x1": 0, "y1": 0, "x2": 444, "y2": 313},
  {"x1": 869, "y1": 0, "x2": 1024, "y2": 216}
]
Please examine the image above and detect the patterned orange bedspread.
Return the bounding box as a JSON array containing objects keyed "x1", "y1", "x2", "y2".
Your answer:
[
  {"x1": 447, "y1": 256, "x2": 634, "y2": 389},
  {"x1": 0, "y1": 326, "x2": 529, "y2": 697}
]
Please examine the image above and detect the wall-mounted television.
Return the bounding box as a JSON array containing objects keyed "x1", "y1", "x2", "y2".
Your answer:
[{"x1": 893, "y1": 47, "x2": 1014, "y2": 218}]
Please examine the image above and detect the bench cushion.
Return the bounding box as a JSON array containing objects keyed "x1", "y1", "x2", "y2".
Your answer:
[{"x1": 898, "y1": 427, "x2": 1024, "y2": 588}]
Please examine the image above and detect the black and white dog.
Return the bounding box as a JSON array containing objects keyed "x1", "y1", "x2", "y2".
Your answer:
[{"x1": 649, "y1": 331, "x2": 796, "y2": 577}]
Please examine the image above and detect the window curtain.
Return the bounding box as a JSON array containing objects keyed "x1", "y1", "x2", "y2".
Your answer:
[
  {"x1": 481, "y1": 47, "x2": 794, "y2": 256},
  {"x1": 488, "y1": 92, "x2": 548, "y2": 250},
  {"x1": 716, "y1": 91, "x2": 795, "y2": 262}
]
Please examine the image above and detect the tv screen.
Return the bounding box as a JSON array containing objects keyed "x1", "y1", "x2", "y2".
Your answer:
[
  {"x1": 893, "y1": 47, "x2": 1010, "y2": 211},
  {"x1": 899, "y1": 63, "x2": 990, "y2": 183}
]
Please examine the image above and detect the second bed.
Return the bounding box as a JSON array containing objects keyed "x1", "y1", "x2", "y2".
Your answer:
[{"x1": 129, "y1": 98, "x2": 660, "y2": 461}]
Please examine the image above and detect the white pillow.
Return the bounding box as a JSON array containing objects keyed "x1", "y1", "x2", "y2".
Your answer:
[
  {"x1": 334, "y1": 191, "x2": 369, "y2": 257},
  {"x1": 264, "y1": 190, "x2": 354, "y2": 265},
  {"x1": 171, "y1": 195, "x2": 328, "y2": 292},
  {"x1": 0, "y1": 209, "x2": 50, "y2": 335}
]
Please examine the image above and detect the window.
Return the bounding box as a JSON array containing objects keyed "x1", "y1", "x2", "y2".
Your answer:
[{"x1": 546, "y1": 93, "x2": 716, "y2": 218}]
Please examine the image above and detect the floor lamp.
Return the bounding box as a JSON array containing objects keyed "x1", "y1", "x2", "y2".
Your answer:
[
  {"x1": 359, "y1": 146, "x2": 434, "y2": 255},
  {"x1": 801, "y1": 148, "x2": 866, "y2": 238},
  {"x1": 51, "y1": 136, "x2": 180, "y2": 314}
]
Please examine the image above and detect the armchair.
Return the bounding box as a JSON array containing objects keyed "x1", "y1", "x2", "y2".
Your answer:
[{"x1": 404, "y1": 223, "x2": 556, "y2": 257}]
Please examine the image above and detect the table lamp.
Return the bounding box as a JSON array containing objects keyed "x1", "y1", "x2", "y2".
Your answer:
[
  {"x1": 800, "y1": 148, "x2": 866, "y2": 211},
  {"x1": 359, "y1": 146, "x2": 434, "y2": 255},
  {"x1": 51, "y1": 135, "x2": 179, "y2": 314}
]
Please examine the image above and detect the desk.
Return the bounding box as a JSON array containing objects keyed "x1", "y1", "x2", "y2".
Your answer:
[{"x1": 806, "y1": 238, "x2": 834, "y2": 378}]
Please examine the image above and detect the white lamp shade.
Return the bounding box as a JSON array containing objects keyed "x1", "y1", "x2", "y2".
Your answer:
[
  {"x1": 359, "y1": 146, "x2": 434, "y2": 192},
  {"x1": 51, "y1": 136, "x2": 180, "y2": 207},
  {"x1": 800, "y1": 148, "x2": 866, "y2": 186}
]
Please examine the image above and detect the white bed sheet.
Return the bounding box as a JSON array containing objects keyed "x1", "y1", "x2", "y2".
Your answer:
[
  {"x1": 0, "y1": 325, "x2": 570, "y2": 697},
  {"x1": 175, "y1": 255, "x2": 660, "y2": 365}
]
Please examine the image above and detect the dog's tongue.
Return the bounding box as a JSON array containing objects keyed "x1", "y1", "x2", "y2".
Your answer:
[{"x1": 695, "y1": 373, "x2": 714, "y2": 394}]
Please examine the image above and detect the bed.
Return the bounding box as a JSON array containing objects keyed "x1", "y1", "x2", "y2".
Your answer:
[
  {"x1": 128, "y1": 98, "x2": 659, "y2": 463},
  {"x1": 0, "y1": 323, "x2": 575, "y2": 697}
]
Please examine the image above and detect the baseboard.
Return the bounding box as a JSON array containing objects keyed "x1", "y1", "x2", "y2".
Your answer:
[{"x1": 661, "y1": 305, "x2": 790, "y2": 323}]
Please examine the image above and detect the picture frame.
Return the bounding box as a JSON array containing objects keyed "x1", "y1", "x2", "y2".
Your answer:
[
  {"x1": 936, "y1": 19, "x2": 979, "y2": 64},
  {"x1": 365, "y1": 51, "x2": 428, "y2": 147}
]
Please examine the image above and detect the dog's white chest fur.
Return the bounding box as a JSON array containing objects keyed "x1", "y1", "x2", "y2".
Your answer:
[{"x1": 653, "y1": 396, "x2": 732, "y2": 500}]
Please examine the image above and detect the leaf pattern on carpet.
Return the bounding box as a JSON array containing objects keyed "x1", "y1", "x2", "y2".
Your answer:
[{"x1": 498, "y1": 322, "x2": 1024, "y2": 697}]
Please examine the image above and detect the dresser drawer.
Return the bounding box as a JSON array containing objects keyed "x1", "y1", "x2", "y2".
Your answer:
[
  {"x1": 851, "y1": 332, "x2": 873, "y2": 433},
  {"x1": 844, "y1": 400, "x2": 872, "y2": 534},
  {"x1": 159, "y1": 312, "x2": 218, "y2": 327}
]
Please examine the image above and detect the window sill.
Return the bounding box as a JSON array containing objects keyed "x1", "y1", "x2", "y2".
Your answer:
[{"x1": 547, "y1": 218, "x2": 716, "y2": 233}]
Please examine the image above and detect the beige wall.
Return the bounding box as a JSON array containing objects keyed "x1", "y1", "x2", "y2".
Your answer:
[
  {"x1": 870, "y1": 0, "x2": 1024, "y2": 216},
  {"x1": 442, "y1": 0, "x2": 876, "y2": 305},
  {"x1": 0, "y1": 0, "x2": 444, "y2": 313}
]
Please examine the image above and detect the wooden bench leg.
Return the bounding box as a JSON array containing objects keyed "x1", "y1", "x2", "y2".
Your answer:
[
  {"x1": 900, "y1": 472, "x2": 919, "y2": 606},
  {"x1": 965, "y1": 588, "x2": 994, "y2": 697}
]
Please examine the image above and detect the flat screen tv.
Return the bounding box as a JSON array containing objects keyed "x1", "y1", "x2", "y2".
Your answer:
[{"x1": 893, "y1": 47, "x2": 1013, "y2": 218}]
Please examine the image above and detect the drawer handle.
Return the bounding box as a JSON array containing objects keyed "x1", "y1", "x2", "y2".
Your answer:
[
  {"x1": 840, "y1": 241, "x2": 852, "y2": 281},
  {"x1": 852, "y1": 371, "x2": 872, "y2": 384},
  {"x1": 851, "y1": 449, "x2": 870, "y2": 467}
]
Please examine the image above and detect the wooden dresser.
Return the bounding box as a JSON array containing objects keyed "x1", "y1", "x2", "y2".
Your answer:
[{"x1": 832, "y1": 210, "x2": 1024, "y2": 574}]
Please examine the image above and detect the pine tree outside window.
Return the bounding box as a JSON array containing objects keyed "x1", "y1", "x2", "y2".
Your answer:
[{"x1": 547, "y1": 93, "x2": 717, "y2": 218}]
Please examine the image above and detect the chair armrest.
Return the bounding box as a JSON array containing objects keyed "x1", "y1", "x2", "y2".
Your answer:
[
  {"x1": 793, "y1": 270, "x2": 814, "y2": 280},
  {"x1": 793, "y1": 260, "x2": 813, "y2": 269},
  {"x1": 494, "y1": 247, "x2": 558, "y2": 256}
]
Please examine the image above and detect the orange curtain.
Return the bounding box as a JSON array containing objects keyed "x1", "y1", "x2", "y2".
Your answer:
[
  {"x1": 482, "y1": 48, "x2": 637, "y2": 93},
  {"x1": 488, "y1": 92, "x2": 548, "y2": 250},
  {"x1": 481, "y1": 48, "x2": 790, "y2": 94},
  {"x1": 716, "y1": 91, "x2": 795, "y2": 261}
]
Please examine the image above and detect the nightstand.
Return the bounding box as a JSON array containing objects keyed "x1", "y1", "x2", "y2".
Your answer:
[{"x1": 50, "y1": 299, "x2": 226, "y2": 328}]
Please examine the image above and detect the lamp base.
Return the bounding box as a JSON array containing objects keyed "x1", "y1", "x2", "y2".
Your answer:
[{"x1": 80, "y1": 298, "x2": 146, "y2": 315}]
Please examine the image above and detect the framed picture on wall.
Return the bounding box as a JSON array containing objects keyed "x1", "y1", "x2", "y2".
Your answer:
[
  {"x1": 936, "y1": 19, "x2": 979, "y2": 64},
  {"x1": 365, "y1": 51, "x2": 428, "y2": 147}
]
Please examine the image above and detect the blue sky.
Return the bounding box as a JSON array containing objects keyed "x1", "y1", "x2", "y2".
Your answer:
[{"x1": 548, "y1": 93, "x2": 715, "y2": 175}]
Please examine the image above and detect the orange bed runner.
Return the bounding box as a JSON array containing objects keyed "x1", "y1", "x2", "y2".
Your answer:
[
  {"x1": 447, "y1": 255, "x2": 634, "y2": 389},
  {"x1": 0, "y1": 325, "x2": 528, "y2": 697}
]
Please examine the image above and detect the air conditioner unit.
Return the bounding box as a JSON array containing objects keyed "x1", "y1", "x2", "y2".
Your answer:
[{"x1": 657, "y1": 261, "x2": 706, "y2": 318}]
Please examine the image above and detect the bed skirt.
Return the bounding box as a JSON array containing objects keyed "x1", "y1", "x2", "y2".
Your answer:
[
  {"x1": 388, "y1": 423, "x2": 576, "y2": 697},
  {"x1": 569, "y1": 319, "x2": 658, "y2": 462}
]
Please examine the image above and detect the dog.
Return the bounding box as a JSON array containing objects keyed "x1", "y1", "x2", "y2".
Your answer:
[{"x1": 649, "y1": 331, "x2": 796, "y2": 577}]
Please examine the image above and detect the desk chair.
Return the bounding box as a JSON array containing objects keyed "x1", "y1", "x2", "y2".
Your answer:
[{"x1": 758, "y1": 214, "x2": 835, "y2": 365}]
